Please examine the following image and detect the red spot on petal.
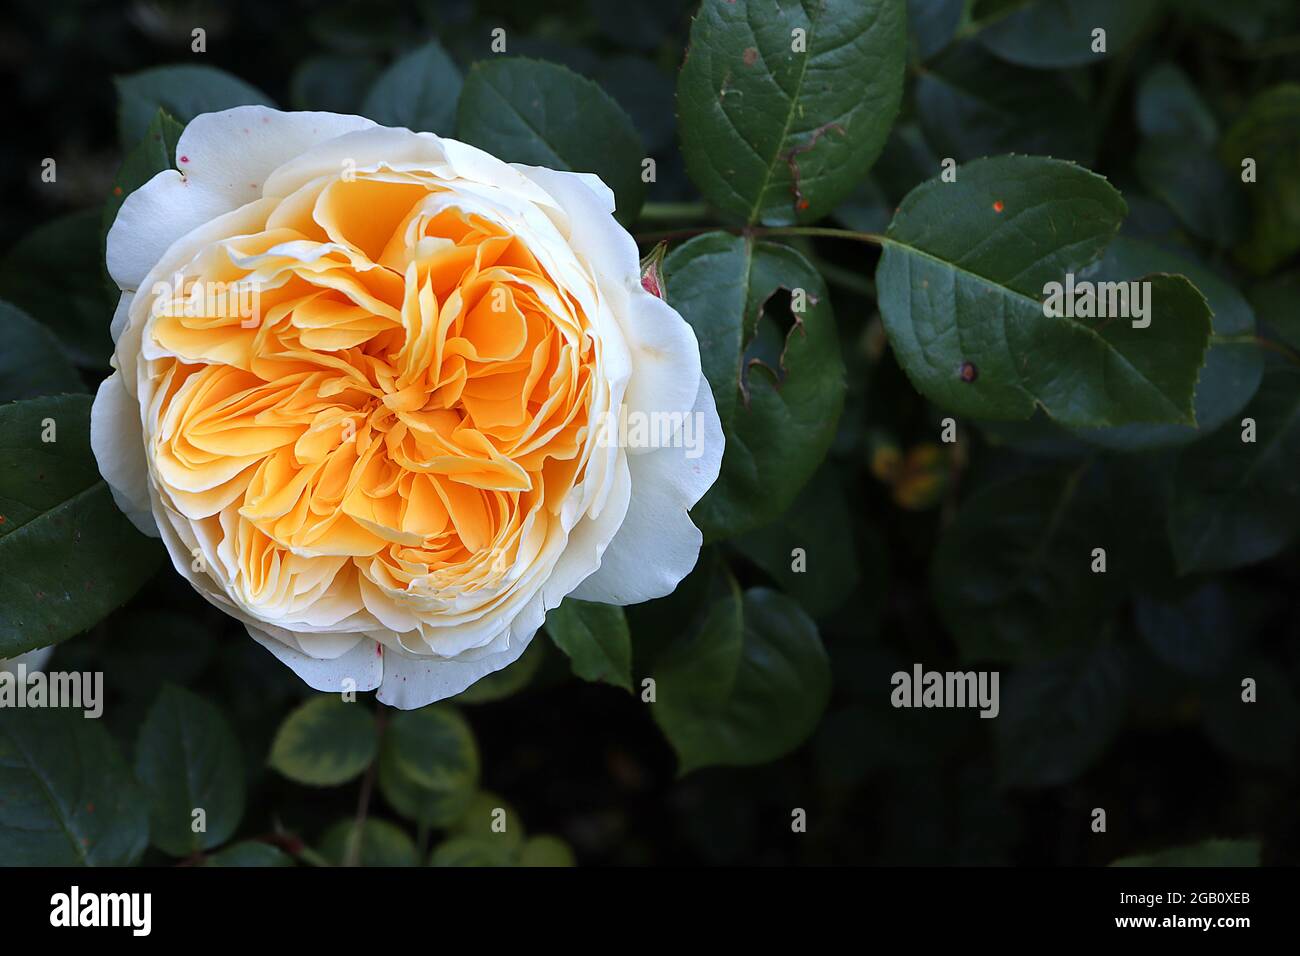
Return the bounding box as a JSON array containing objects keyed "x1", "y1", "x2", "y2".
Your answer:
[
  {"x1": 179, "y1": 155, "x2": 189, "y2": 163},
  {"x1": 375, "y1": 643, "x2": 383, "y2": 656},
  {"x1": 993, "y1": 200, "x2": 1004, "y2": 213}
]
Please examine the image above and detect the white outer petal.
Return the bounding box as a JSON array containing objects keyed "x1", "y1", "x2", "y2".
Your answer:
[
  {"x1": 248, "y1": 625, "x2": 382, "y2": 694},
  {"x1": 570, "y1": 376, "x2": 723, "y2": 605},
  {"x1": 106, "y1": 106, "x2": 375, "y2": 291},
  {"x1": 90, "y1": 369, "x2": 159, "y2": 537}
]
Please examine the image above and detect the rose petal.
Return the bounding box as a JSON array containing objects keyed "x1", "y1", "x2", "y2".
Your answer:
[
  {"x1": 570, "y1": 376, "x2": 722, "y2": 604},
  {"x1": 90, "y1": 369, "x2": 159, "y2": 537}
]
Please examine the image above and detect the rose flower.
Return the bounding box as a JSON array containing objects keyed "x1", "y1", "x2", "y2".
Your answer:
[{"x1": 92, "y1": 107, "x2": 721, "y2": 708}]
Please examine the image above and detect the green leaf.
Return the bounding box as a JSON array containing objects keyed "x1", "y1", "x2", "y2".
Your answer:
[
  {"x1": 451, "y1": 636, "x2": 546, "y2": 704},
  {"x1": 0, "y1": 211, "x2": 116, "y2": 368},
  {"x1": 520, "y1": 834, "x2": 576, "y2": 866},
  {"x1": 1135, "y1": 63, "x2": 1218, "y2": 146},
  {"x1": 877, "y1": 156, "x2": 1213, "y2": 428},
  {"x1": 290, "y1": 55, "x2": 381, "y2": 114},
  {"x1": 362, "y1": 40, "x2": 462, "y2": 136},
  {"x1": 1135, "y1": 138, "x2": 1247, "y2": 246},
  {"x1": 135, "y1": 684, "x2": 245, "y2": 857},
  {"x1": 1135, "y1": 583, "x2": 1241, "y2": 678},
  {"x1": 932, "y1": 467, "x2": 1126, "y2": 661},
  {"x1": 545, "y1": 599, "x2": 632, "y2": 691},
  {"x1": 0, "y1": 301, "x2": 85, "y2": 403},
  {"x1": 1167, "y1": 371, "x2": 1300, "y2": 573},
  {"x1": 1070, "y1": 237, "x2": 1263, "y2": 450},
  {"x1": 664, "y1": 233, "x2": 845, "y2": 539},
  {"x1": 996, "y1": 644, "x2": 1132, "y2": 789},
  {"x1": 0, "y1": 395, "x2": 162, "y2": 657},
  {"x1": 450, "y1": 791, "x2": 523, "y2": 849},
  {"x1": 909, "y1": 0, "x2": 965, "y2": 61},
  {"x1": 1221, "y1": 84, "x2": 1300, "y2": 274},
  {"x1": 456, "y1": 57, "x2": 646, "y2": 224},
  {"x1": 268, "y1": 696, "x2": 377, "y2": 787},
  {"x1": 204, "y1": 841, "x2": 295, "y2": 867},
  {"x1": 429, "y1": 834, "x2": 518, "y2": 866},
  {"x1": 1250, "y1": 272, "x2": 1300, "y2": 352},
  {"x1": 915, "y1": 43, "x2": 1095, "y2": 165},
  {"x1": 319, "y1": 818, "x2": 418, "y2": 867},
  {"x1": 378, "y1": 704, "x2": 478, "y2": 827},
  {"x1": 677, "y1": 0, "x2": 906, "y2": 225},
  {"x1": 732, "y1": 466, "x2": 859, "y2": 617},
  {"x1": 103, "y1": 109, "x2": 185, "y2": 252},
  {"x1": 115, "y1": 65, "x2": 274, "y2": 145},
  {"x1": 0, "y1": 708, "x2": 149, "y2": 865},
  {"x1": 977, "y1": 0, "x2": 1160, "y2": 69},
  {"x1": 652, "y1": 585, "x2": 830, "y2": 774},
  {"x1": 1111, "y1": 839, "x2": 1261, "y2": 867},
  {"x1": 1202, "y1": 660, "x2": 1300, "y2": 767}
]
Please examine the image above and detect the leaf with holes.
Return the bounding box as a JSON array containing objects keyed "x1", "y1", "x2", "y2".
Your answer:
[{"x1": 664, "y1": 232, "x2": 845, "y2": 539}]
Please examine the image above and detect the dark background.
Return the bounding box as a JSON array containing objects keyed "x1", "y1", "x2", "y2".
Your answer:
[{"x1": 4, "y1": 0, "x2": 1300, "y2": 865}]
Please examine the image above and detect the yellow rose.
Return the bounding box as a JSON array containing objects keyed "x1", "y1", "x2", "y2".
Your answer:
[{"x1": 92, "y1": 107, "x2": 721, "y2": 708}]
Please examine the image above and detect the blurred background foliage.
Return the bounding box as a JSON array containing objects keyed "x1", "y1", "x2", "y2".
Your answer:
[{"x1": 2, "y1": 0, "x2": 1300, "y2": 866}]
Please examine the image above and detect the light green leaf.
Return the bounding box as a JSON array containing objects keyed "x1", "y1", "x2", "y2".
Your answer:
[
  {"x1": 664, "y1": 233, "x2": 845, "y2": 539},
  {"x1": 319, "y1": 818, "x2": 418, "y2": 867},
  {"x1": 205, "y1": 841, "x2": 295, "y2": 867},
  {"x1": 136, "y1": 685, "x2": 245, "y2": 857},
  {"x1": 0, "y1": 395, "x2": 162, "y2": 657},
  {"x1": 0, "y1": 301, "x2": 85, "y2": 403},
  {"x1": 652, "y1": 585, "x2": 830, "y2": 774},
  {"x1": 115, "y1": 65, "x2": 274, "y2": 145},
  {"x1": 677, "y1": 0, "x2": 906, "y2": 225},
  {"x1": 1167, "y1": 371, "x2": 1300, "y2": 574},
  {"x1": 456, "y1": 57, "x2": 646, "y2": 224},
  {"x1": 268, "y1": 696, "x2": 376, "y2": 787},
  {"x1": 429, "y1": 834, "x2": 518, "y2": 867},
  {"x1": 520, "y1": 835, "x2": 576, "y2": 866},
  {"x1": 450, "y1": 791, "x2": 523, "y2": 849},
  {"x1": 1221, "y1": 83, "x2": 1300, "y2": 274},
  {"x1": 362, "y1": 41, "x2": 462, "y2": 135},
  {"x1": 877, "y1": 156, "x2": 1213, "y2": 428},
  {"x1": 1111, "y1": 839, "x2": 1261, "y2": 867},
  {"x1": 378, "y1": 704, "x2": 478, "y2": 827},
  {"x1": 546, "y1": 599, "x2": 632, "y2": 691},
  {"x1": 0, "y1": 708, "x2": 149, "y2": 865}
]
